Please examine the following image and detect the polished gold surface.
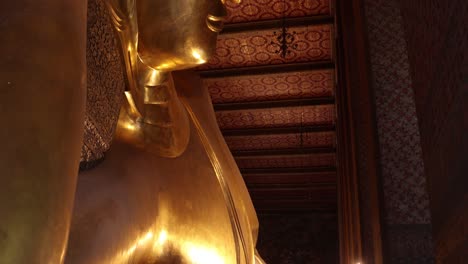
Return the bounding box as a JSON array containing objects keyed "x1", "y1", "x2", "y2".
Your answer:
[
  {"x1": 68, "y1": 118, "x2": 240, "y2": 263},
  {"x1": 66, "y1": 0, "x2": 263, "y2": 262},
  {"x1": 67, "y1": 71, "x2": 262, "y2": 263},
  {"x1": 1, "y1": 0, "x2": 263, "y2": 263},
  {"x1": 67, "y1": 124, "x2": 238, "y2": 264},
  {"x1": 0, "y1": 1, "x2": 88, "y2": 263},
  {"x1": 104, "y1": 0, "x2": 232, "y2": 157}
]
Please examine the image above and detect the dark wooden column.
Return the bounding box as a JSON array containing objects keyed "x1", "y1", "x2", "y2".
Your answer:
[{"x1": 335, "y1": 0, "x2": 384, "y2": 263}]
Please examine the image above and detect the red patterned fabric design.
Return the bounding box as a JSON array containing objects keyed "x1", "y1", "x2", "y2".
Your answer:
[
  {"x1": 82, "y1": 0, "x2": 126, "y2": 164},
  {"x1": 364, "y1": 0, "x2": 430, "y2": 225},
  {"x1": 225, "y1": 131, "x2": 336, "y2": 150},
  {"x1": 256, "y1": 214, "x2": 338, "y2": 263},
  {"x1": 205, "y1": 70, "x2": 334, "y2": 103},
  {"x1": 236, "y1": 153, "x2": 336, "y2": 169},
  {"x1": 386, "y1": 224, "x2": 434, "y2": 263},
  {"x1": 235, "y1": 153, "x2": 335, "y2": 169},
  {"x1": 224, "y1": 0, "x2": 332, "y2": 24},
  {"x1": 216, "y1": 105, "x2": 335, "y2": 130},
  {"x1": 199, "y1": 24, "x2": 333, "y2": 69}
]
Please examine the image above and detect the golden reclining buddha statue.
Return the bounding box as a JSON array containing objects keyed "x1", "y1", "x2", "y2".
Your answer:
[{"x1": 0, "y1": 0, "x2": 266, "y2": 263}]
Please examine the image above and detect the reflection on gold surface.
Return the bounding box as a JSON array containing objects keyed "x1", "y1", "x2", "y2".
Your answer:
[
  {"x1": 112, "y1": 229, "x2": 228, "y2": 264},
  {"x1": 191, "y1": 48, "x2": 207, "y2": 64},
  {"x1": 157, "y1": 230, "x2": 168, "y2": 246},
  {"x1": 186, "y1": 243, "x2": 225, "y2": 264}
]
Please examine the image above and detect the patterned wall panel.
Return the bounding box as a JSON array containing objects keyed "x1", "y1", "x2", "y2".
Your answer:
[
  {"x1": 363, "y1": 0, "x2": 434, "y2": 262},
  {"x1": 82, "y1": 0, "x2": 125, "y2": 163},
  {"x1": 216, "y1": 105, "x2": 335, "y2": 130},
  {"x1": 225, "y1": 131, "x2": 335, "y2": 150},
  {"x1": 225, "y1": 0, "x2": 332, "y2": 24},
  {"x1": 199, "y1": 24, "x2": 333, "y2": 69},
  {"x1": 205, "y1": 69, "x2": 334, "y2": 103},
  {"x1": 235, "y1": 153, "x2": 335, "y2": 169},
  {"x1": 386, "y1": 224, "x2": 435, "y2": 263},
  {"x1": 256, "y1": 213, "x2": 338, "y2": 264},
  {"x1": 364, "y1": 0, "x2": 430, "y2": 225}
]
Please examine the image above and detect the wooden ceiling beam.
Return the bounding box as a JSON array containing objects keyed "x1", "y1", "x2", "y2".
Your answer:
[
  {"x1": 222, "y1": 124, "x2": 335, "y2": 137},
  {"x1": 251, "y1": 198, "x2": 336, "y2": 203},
  {"x1": 247, "y1": 184, "x2": 336, "y2": 192},
  {"x1": 213, "y1": 97, "x2": 335, "y2": 111},
  {"x1": 221, "y1": 15, "x2": 334, "y2": 34},
  {"x1": 252, "y1": 199, "x2": 336, "y2": 204},
  {"x1": 240, "y1": 166, "x2": 336, "y2": 174},
  {"x1": 251, "y1": 193, "x2": 336, "y2": 200},
  {"x1": 198, "y1": 61, "x2": 334, "y2": 78},
  {"x1": 246, "y1": 184, "x2": 337, "y2": 193},
  {"x1": 255, "y1": 207, "x2": 337, "y2": 213},
  {"x1": 252, "y1": 197, "x2": 336, "y2": 204},
  {"x1": 232, "y1": 147, "x2": 335, "y2": 157},
  {"x1": 256, "y1": 209, "x2": 337, "y2": 214},
  {"x1": 253, "y1": 200, "x2": 337, "y2": 211},
  {"x1": 243, "y1": 172, "x2": 336, "y2": 186},
  {"x1": 249, "y1": 186, "x2": 336, "y2": 193}
]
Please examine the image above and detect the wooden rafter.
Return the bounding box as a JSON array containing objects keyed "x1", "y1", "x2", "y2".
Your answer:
[
  {"x1": 222, "y1": 124, "x2": 336, "y2": 137},
  {"x1": 213, "y1": 97, "x2": 335, "y2": 111},
  {"x1": 198, "y1": 61, "x2": 335, "y2": 78},
  {"x1": 221, "y1": 16, "x2": 334, "y2": 34}
]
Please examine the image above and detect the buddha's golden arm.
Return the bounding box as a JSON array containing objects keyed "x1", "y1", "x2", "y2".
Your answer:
[{"x1": 116, "y1": 72, "x2": 190, "y2": 158}]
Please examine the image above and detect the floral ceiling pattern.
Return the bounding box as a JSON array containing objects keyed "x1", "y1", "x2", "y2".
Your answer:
[
  {"x1": 216, "y1": 105, "x2": 335, "y2": 130},
  {"x1": 225, "y1": 0, "x2": 332, "y2": 23},
  {"x1": 199, "y1": 24, "x2": 333, "y2": 69},
  {"x1": 225, "y1": 131, "x2": 336, "y2": 150},
  {"x1": 235, "y1": 153, "x2": 336, "y2": 169},
  {"x1": 205, "y1": 69, "x2": 334, "y2": 103}
]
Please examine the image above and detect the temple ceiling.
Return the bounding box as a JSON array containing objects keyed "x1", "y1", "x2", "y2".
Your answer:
[
  {"x1": 198, "y1": 0, "x2": 337, "y2": 213},
  {"x1": 81, "y1": 0, "x2": 337, "y2": 213}
]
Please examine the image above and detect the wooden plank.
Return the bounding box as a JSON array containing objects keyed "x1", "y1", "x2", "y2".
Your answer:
[
  {"x1": 232, "y1": 147, "x2": 335, "y2": 157},
  {"x1": 222, "y1": 124, "x2": 335, "y2": 137},
  {"x1": 253, "y1": 200, "x2": 337, "y2": 212},
  {"x1": 198, "y1": 61, "x2": 334, "y2": 78},
  {"x1": 213, "y1": 97, "x2": 335, "y2": 111},
  {"x1": 240, "y1": 166, "x2": 336, "y2": 174},
  {"x1": 247, "y1": 182, "x2": 336, "y2": 190},
  {"x1": 221, "y1": 15, "x2": 335, "y2": 34},
  {"x1": 243, "y1": 171, "x2": 337, "y2": 185},
  {"x1": 248, "y1": 189, "x2": 337, "y2": 202}
]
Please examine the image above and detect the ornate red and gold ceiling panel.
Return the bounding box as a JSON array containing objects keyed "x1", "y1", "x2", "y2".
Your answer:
[
  {"x1": 235, "y1": 153, "x2": 335, "y2": 169},
  {"x1": 225, "y1": 131, "x2": 335, "y2": 150},
  {"x1": 205, "y1": 69, "x2": 334, "y2": 103},
  {"x1": 215, "y1": 104, "x2": 335, "y2": 130},
  {"x1": 199, "y1": 24, "x2": 333, "y2": 69},
  {"x1": 224, "y1": 0, "x2": 332, "y2": 24}
]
